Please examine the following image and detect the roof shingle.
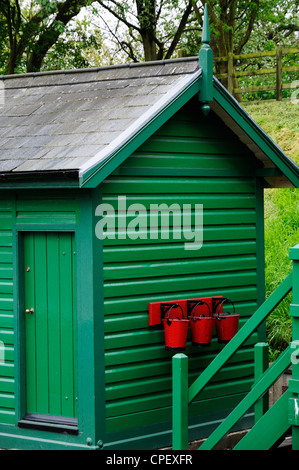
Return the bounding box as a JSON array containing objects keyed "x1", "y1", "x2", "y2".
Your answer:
[{"x1": 0, "y1": 58, "x2": 199, "y2": 174}]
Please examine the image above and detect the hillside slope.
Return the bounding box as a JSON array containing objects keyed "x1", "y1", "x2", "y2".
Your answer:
[
  {"x1": 244, "y1": 100, "x2": 299, "y2": 164},
  {"x1": 244, "y1": 100, "x2": 299, "y2": 359}
]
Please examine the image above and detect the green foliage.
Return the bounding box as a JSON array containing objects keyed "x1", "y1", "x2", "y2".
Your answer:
[
  {"x1": 264, "y1": 188, "x2": 298, "y2": 361},
  {"x1": 41, "y1": 16, "x2": 104, "y2": 70},
  {"x1": 245, "y1": 100, "x2": 299, "y2": 361},
  {"x1": 0, "y1": 0, "x2": 93, "y2": 74}
]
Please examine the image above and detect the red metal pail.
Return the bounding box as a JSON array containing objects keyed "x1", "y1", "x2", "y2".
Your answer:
[
  {"x1": 163, "y1": 318, "x2": 190, "y2": 351},
  {"x1": 190, "y1": 316, "x2": 215, "y2": 346},
  {"x1": 188, "y1": 299, "x2": 215, "y2": 346},
  {"x1": 214, "y1": 313, "x2": 240, "y2": 343},
  {"x1": 163, "y1": 304, "x2": 189, "y2": 351}
]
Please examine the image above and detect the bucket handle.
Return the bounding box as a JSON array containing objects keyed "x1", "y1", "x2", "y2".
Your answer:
[
  {"x1": 215, "y1": 297, "x2": 235, "y2": 319},
  {"x1": 190, "y1": 300, "x2": 212, "y2": 321},
  {"x1": 164, "y1": 304, "x2": 185, "y2": 326}
]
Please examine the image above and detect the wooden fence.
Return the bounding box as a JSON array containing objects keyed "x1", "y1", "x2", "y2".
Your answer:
[{"x1": 214, "y1": 47, "x2": 299, "y2": 101}]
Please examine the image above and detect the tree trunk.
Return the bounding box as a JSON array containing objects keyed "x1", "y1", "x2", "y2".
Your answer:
[
  {"x1": 136, "y1": 0, "x2": 159, "y2": 61},
  {"x1": 140, "y1": 29, "x2": 158, "y2": 61}
]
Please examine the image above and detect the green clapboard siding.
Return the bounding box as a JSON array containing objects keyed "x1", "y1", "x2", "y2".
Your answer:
[
  {"x1": 0, "y1": 191, "x2": 78, "y2": 426},
  {"x1": 102, "y1": 99, "x2": 259, "y2": 441},
  {"x1": 0, "y1": 196, "x2": 14, "y2": 424}
]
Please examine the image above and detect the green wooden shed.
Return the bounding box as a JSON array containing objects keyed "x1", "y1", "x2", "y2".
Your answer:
[{"x1": 0, "y1": 24, "x2": 298, "y2": 450}]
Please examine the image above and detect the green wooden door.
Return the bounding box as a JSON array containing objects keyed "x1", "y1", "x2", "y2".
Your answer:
[{"x1": 24, "y1": 232, "x2": 77, "y2": 422}]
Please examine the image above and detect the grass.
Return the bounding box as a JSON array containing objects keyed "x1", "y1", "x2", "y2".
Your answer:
[
  {"x1": 243, "y1": 99, "x2": 299, "y2": 360},
  {"x1": 244, "y1": 100, "x2": 299, "y2": 163}
]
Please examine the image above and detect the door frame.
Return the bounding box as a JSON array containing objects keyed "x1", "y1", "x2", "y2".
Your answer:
[
  {"x1": 13, "y1": 224, "x2": 78, "y2": 433},
  {"x1": 10, "y1": 189, "x2": 106, "y2": 449}
]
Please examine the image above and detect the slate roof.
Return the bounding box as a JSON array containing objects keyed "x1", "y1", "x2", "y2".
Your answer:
[
  {"x1": 0, "y1": 56, "x2": 298, "y2": 188},
  {"x1": 0, "y1": 58, "x2": 199, "y2": 174}
]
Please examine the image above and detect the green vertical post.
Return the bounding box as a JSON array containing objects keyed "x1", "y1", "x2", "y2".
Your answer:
[
  {"x1": 172, "y1": 353, "x2": 189, "y2": 450},
  {"x1": 253, "y1": 342, "x2": 269, "y2": 424},
  {"x1": 77, "y1": 188, "x2": 106, "y2": 448},
  {"x1": 289, "y1": 244, "x2": 299, "y2": 450}
]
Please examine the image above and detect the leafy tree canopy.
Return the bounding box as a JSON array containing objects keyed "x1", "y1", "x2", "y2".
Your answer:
[{"x1": 0, "y1": 0, "x2": 298, "y2": 74}]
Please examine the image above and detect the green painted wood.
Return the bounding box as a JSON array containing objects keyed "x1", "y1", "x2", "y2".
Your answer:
[
  {"x1": 104, "y1": 334, "x2": 258, "y2": 369},
  {"x1": 137, "y1": 136, "x2": 248, "y2": 155},
  {"x1": 102, "y1": 177, "x2": 255, "y2": 194},
  {"x1": 24, "y1": 232, "x2": 77, "y2": 419},
  {"x1": 253, "y1": 342, "x2": 269, "y2": 423},
  {"x1": 105, "y1": 362, "x2": 254, "y2": 401},
  {"x1": 104, "y1": 240, "x2": 257, "y2": 264},
  {"x1": 102, "y1": 209, "x2": 256, "y2": 228},
  {"x1": 234, "y1": 390, "x2": 292, "y2": 450},
  {"x1": 188, "y1": 273, "x2": 292, "y2": 404},
  {"x1": 104, "y1": 287, "x2": 258, "y2": 316},
  {"x1": 0, "y1": 378, "x2": 14, "y2": 393},
  {"x1": 172, "y1": 354, "x2": 189, "y2": 450},
  {"x1": 0, "y1": 363, "x2": 14, "y2": 377},
  {"x1": 0, "y1": 410, "x2": 15, "y2": 425},
  {"x1": 104, "y1": 271, "x2": 257, "y2": 298},
  {"x1": 106, "y1": 377, "x2": 254, "y2": 418},
  {"x1": 104, "y1": 303, "x2": 257, "y2": 333},
  {"x1": 199, "y1": 346, "x2": 291, "y2": 449},
  {"x1": 76, "y1": 188, "x2": 106, "y2": 446},
  {"x1": 103, "y1": 193, "x2": 256, "y2": 209},
  {"x1": 290, "y1": 245, "x2": 299, "y2": 449},
  {"x1": 24, "y1": 233, "x2": 36, "y2": 413},
  {"x1": 105, "y1": 347, "x2": 254, "y2": 384},
  {"x1": 105, "y1": 392, "x2": 249, "y2": 435},
  {"x1": 47, "y1": 233, "x2": 61, "y2": 416},
  {"x1": 102, "y1": 225, "x2": 256, "y2": 246},
  {"x1": 0, "y1": 192, "x2": 80, "y2": 433},
  {"x1": 104, "y1": 255, "x2": 257, "y2": 281}
]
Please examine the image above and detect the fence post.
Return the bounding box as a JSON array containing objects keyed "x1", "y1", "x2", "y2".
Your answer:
[
  {"x1": 276, "y1": 46, "x2": 283, "y2": 101},
  {"x1": 289, "y1": 244, "x2": 299, "y2": 449},
  {"x1": 253, "y1": 342, "x2": 269, "y2": 424},
  {"x1": 172, "y1": 353, "x2": 189, "y2": 450},
  {"x1": 227, "y1": 52, "x2": 234, "y2": 96}
]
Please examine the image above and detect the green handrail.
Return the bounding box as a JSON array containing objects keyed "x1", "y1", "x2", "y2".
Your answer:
[
  {"x1": 189, "y1": 272, "x2": 292, "y2": 403},
  {"x1": 199, "y1": 345, "x2": 291, "y2": 450},
  {"x1": 172, "y1": 272, "x2": 293, "y2": 450}
]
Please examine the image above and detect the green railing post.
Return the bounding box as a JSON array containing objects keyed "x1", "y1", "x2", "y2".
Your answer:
[
  {"x1": 172, "y1": 353, "x2": 189, "y2": 450},
  {"x1": 253, "y1": 342, "x2": 269, "y2": 423},
  {"x1": 289, "y1": 244, "x2": 299, "y2": 450}
]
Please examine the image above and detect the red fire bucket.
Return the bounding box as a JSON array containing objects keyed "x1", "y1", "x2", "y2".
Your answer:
[
  {"x1": 163, "y1": 304, "x2": 189, "y2": 351},
  {"x1": 189, "y1": 300, "x2": 215, "y2": 346},
  {"x1": 213, "y1": 298, "x2": 240, "y2": 343}
]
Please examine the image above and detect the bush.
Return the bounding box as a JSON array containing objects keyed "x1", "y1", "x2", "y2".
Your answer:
[{"x1": 264, "y1": 188, "x2": 299, "y2": 360}]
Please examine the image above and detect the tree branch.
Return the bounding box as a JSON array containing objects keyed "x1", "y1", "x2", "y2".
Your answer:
[
  {"x1": 97, "y1": 0, "x2": 141, "y2": 32},
  {"x1": 26, "y1": 0, "x2": 92, "y2": 72},
  {"x1": 235, "y1": 0, "x2": 259, "y2": 55},
  {"x1": 164, "y1": 0, "x2": 193, "y2": 59}
]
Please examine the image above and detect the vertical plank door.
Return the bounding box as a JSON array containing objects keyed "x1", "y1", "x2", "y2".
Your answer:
[{"x1": 24, "y1": 232, "x2": 77, "y2": 422}]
